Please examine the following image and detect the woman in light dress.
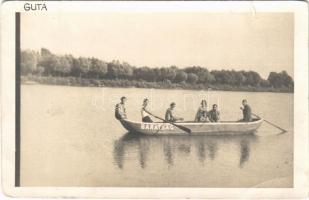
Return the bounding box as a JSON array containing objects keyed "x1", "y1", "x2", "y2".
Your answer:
[{"x1": 195, "y1": 99, "x2": 208, "y2": 122}]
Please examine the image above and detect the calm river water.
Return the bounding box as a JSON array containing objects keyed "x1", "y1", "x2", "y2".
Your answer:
[{"x1": 20, "y1": 85, "x2": 293, "y2": 187}]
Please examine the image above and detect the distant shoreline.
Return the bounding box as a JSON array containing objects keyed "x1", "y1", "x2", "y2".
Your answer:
[{"x1": 21, "y1": 75, "x2": 294, "y2": 93}]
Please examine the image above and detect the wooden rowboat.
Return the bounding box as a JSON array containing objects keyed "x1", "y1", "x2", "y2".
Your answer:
[{"x1": 119, "y1": 118, "x2": 263, "y2": 135}]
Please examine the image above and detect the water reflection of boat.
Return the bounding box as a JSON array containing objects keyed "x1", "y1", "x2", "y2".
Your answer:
[
  {"x1": 113, "y1": 133, "x2": 257, "y2": 169},
  {"x1": 119, "y1": 118, "x2": 263, "y2": 135}
]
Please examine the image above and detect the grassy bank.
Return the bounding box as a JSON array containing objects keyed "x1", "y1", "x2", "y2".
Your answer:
[{"x1": 21, "y1": 75, "x2": 293, "y2": 93}]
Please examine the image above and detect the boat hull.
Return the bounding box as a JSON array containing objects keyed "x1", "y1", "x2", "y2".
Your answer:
[{"x1": 119, "y1": 118, "x2": 263, "y2": 135}]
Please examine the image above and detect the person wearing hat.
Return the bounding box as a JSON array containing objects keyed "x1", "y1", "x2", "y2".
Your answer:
[
  {"x1": 141, "y1": 98, "x2": 153, "y2": 122},
  {"x1": 115, "y1": 96, "x2": 127, "y2": 120},
  {"x1": 165, "y1": 102, "x2": 183, "y2": 122}
]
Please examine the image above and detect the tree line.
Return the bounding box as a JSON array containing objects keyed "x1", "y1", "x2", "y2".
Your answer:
[{"x1": 21, "y1": 48, "x2": 294, "y2": 90}]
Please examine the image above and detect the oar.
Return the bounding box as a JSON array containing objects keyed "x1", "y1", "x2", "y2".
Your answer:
[
  {"x1": 252, "y1": 113, "x2": 287, "y2": 133},
  {"x1": 145, "y1": 110, "x2": 191, "y2": 134}
]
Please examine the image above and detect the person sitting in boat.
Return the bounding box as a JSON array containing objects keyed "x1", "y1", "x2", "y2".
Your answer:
[
  {"x1": 240, "y1": 99, "x2": 252, "y2": 122},
  {"x1": 165, "y1": 102, "x2": 183, "y2": 122},
  {"x1": 208, "y1": 104, "x2": 220, "y2": 122},
  {"x1": 141, "y1": 98, "x2": 153, "y2": 122},
  {"x1": 195, "y1": 99, "x2": 208, "y2": 122},
  {"x1": 115, "y1": 96, "x2": 127, "y2": 120}
]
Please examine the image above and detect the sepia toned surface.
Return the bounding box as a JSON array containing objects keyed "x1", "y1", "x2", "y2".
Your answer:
[
  {"x1": 20, "y1": 12, "x2": 294, "y2": 79},
  {"x1": 16, "y1": 5, "x2": 295, "y2": 189},
  {"x1": 20, "y1": 85, "x2": 293, "y2": 187}
]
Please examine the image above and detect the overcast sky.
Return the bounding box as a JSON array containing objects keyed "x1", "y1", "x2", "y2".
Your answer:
[{"x1": 21, "y1": 12, "x2": 294, "y2": 78}]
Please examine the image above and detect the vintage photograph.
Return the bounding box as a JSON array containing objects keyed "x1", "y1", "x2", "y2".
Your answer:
[{"x1": 17, "y1": 10, "x2": 295, "y2": 188}]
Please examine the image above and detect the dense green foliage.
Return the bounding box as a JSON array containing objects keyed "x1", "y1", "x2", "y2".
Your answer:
[{"x1": 21, "y1": 48, "x2": 294, "y2": 92}]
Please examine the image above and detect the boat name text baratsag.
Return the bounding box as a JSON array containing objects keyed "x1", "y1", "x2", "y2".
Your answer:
[{"x1": 141, "y1": 123, "x2": 174, "y2": 131}]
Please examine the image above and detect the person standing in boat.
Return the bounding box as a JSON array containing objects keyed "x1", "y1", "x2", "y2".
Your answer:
[
  {"x1": 115, "y1": 96, "x2": 127, "y2": 120},
  {"x1": 208, "y1": 104, "x2": 220, "y2": 122},
  {"x1": 141, "y1": 98, "x2": 153, "y2": 122},
  {"x1": 195, "y1": 99, "x2": 208, "y2": 122},
  {"x1": 240, "y1": 99, "x2": 252, "y2": 122},
  {"x1": 165, "y1": 102, "x2": 183, "y2": 122}
]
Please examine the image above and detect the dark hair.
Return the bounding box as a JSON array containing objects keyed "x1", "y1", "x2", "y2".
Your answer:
[
  {"x1": 121, "y1": 96, "x2": 126, "y2": 101},
  {"x1": 201, "y1": 99, "x2": 207, "y2": 106},
  {"x1": 143, "y1": 98, "x2": 149, "y2": 106},
  {"x1": 213, "y1": 104, "x2": 217, "y2": 107},
  {"x1": 170, "y1": 102, "x2": 176, "y2": 107},
  {"x1": 242, "y1": 99, "x2": 247, "y2": 103}
]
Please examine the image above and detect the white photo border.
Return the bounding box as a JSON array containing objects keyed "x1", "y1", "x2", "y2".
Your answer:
[{"x1": 1, "y1": 1, "x2": 308, "y2": 198}]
